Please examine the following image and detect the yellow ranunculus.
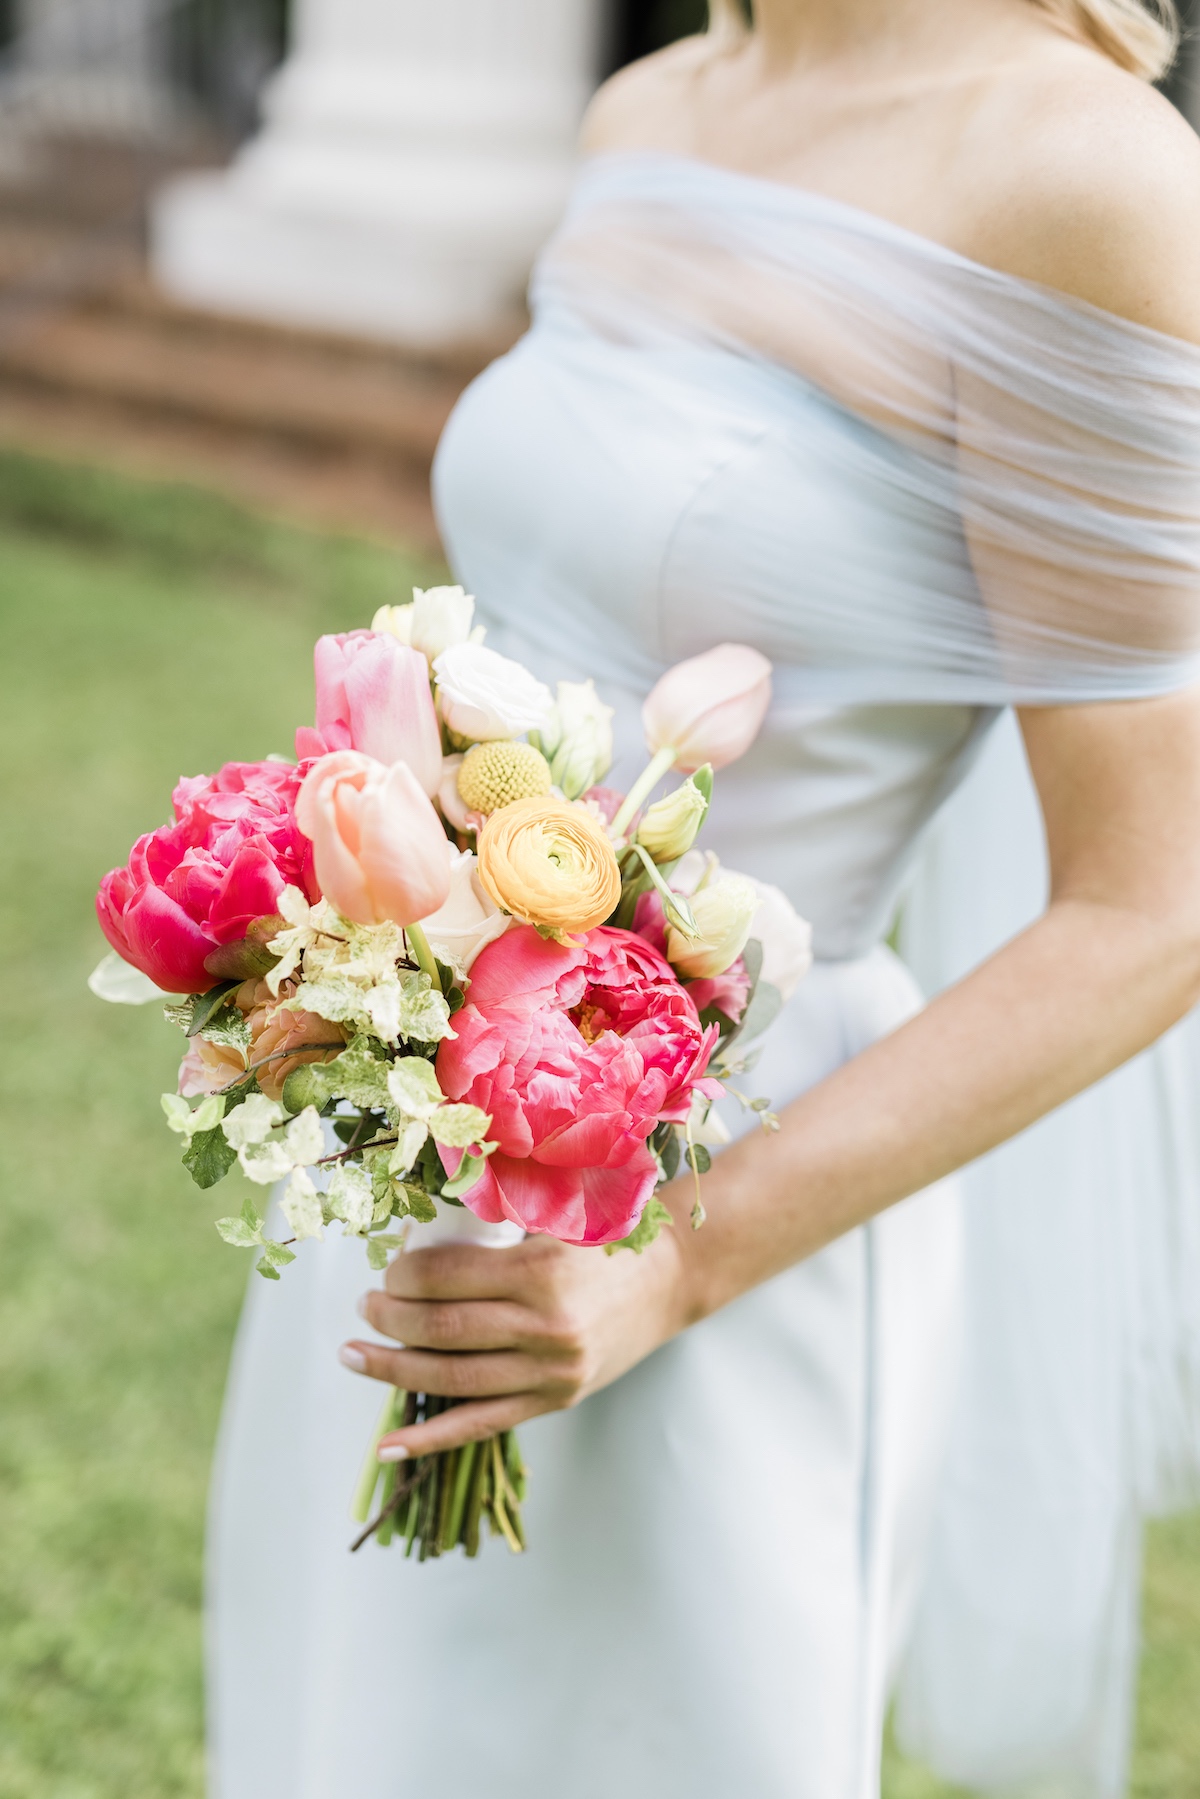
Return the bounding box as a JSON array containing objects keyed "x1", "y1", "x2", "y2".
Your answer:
[{"x1": 477, "y1": 797, "x2": 622, "y2": 935}]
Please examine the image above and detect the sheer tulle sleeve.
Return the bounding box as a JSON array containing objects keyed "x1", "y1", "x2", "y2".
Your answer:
[{"x1": 539, "y1": 155, "x2": 1200, "y2": 702}]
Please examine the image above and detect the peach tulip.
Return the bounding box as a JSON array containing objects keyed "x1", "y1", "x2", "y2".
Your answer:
[
  {"x1": 296, "y1": 751, "x2": 451, "y2": 927},
  {"x1": 643, "y1": 644, "x2": 772, "y2": 774}
]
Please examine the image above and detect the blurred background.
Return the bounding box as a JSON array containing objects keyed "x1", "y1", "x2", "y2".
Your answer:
[{"x1": 0, "y1": 4, "x2": 1197, "y2": 1796}]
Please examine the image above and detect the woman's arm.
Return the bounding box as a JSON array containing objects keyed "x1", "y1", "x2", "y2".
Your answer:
[{"x1": 342, "y1": 684, "x2": 1200, "y2": 1458}]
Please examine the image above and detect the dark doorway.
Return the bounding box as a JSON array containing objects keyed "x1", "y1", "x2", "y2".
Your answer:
[
  {"x1": 606, "y1": 0, "x2": 710, "y2": 75},
  {"x1": 170, "y1": 0, "x2": 291, "y2": 138}
]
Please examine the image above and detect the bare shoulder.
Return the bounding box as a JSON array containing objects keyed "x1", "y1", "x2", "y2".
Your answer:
[
  {"x1": 964, "y1": 51, "x2": 1200, "y2": 342},
  {"x1": 580, "y1": 38, "x2": 713, "y2": 157}
]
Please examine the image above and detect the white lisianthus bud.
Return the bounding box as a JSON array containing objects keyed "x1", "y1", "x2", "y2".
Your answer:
[
  {"x1": 411, "y1": 586, "x2": 481, "y2": 661},
  {"x1": 533, "y1": 679, "x2": 615, "y2": 800},
  {"x1": 373, "y1": 587, "x2": 485, "y2": 662},
  {"x1": 636, "y1": 770, "x2": 710, "y2": 863},
  {"x1": 667, "y1": 874, "x2": 758, "y2": 979},
  {"x1": 433, "y1": 643, "x2": 554, "y2": 742}
]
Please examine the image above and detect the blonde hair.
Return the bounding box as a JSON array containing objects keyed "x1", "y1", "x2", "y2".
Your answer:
[{"x1": 706, "y1": 0, "x2": 1179, "y2": 80}]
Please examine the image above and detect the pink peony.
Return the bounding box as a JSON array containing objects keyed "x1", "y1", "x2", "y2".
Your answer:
[
  {"x1": 632, "y1": 890, "x2": 752, "y2": 1023},
  {"x1": 295, "y1": 631, "x2": 442, "y2": 797},
  {"x1": 96, "y1": 761, "x2": 319, "y2": 995},
  {"x1": 436, "y1": 925, "x2": 721, "y2": 1247}
]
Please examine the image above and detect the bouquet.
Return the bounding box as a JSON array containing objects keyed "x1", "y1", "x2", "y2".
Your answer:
[{"x1": 90, "y1": 587, "x2": 812, "y2": 1559}]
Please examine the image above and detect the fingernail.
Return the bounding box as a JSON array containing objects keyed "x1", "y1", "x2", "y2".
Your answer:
[
  {"x1": 378, "y1": 1443, "x2": 410, "y2": 1463},
  {"x1": 356, "y1": 1294, "x2": 369, "y2": 1321},
  {"x1": 338, "y1": 1344, "x2": 367, "y2": 1372}
]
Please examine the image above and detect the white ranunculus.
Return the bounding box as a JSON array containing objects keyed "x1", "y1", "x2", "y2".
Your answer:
[
  {"x1": 536, "y1": 679, "x2": 615, "y2": 800},
  {"x1": 433, "y1": 643, "x2": 554, "y2": 743},
  {"x1": 666, "y1": 853, "x2": 812, "y2": 998},
  {"x1": 421, "y1": 846, "x2": 511, "y2": 978}
]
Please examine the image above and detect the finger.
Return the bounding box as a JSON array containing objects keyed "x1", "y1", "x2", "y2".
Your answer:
[
  {"x1": 377, "y1": 1393, "x2": 546, "y2": 1460},
  {"x1": 385, "y1": 1243, "x2": 534, "y2": 1304},
  {"x1": 360, "y1": 1292, "x2": 537, "y2": 1354},
  {"x1": 339, "y1": 1339, "x2": 543, "y2": 1400}
]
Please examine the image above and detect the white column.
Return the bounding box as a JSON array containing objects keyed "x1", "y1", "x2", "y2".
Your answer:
[{"x1": 151, "y1": 0, "x2": 607, "y2": 346}]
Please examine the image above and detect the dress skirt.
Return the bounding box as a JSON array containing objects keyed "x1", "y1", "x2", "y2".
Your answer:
[{"x1": 206, "y1": 945, "x2": 963, "y2": 1799}]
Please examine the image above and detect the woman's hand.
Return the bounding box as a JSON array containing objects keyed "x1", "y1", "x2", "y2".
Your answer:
[{"x1": 339, "y1": 1218, "x2": 695, "y2": 1461}]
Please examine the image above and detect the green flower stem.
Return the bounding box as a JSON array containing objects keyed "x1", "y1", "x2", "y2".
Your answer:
[
  {"x1": 350, "y1": 1386, "x2": 404, "y2": 1523},
  {"x1": 445, "y1": 1439, "x2": 478, "y2": 1547},
  {"x1": 406, "y1": 921, "x2": 442, "y2": 987},
  {"x1": 628, "y1": 843, "x2": 700, "y2": 940},
  {"x1": 610, "y1": 746, "x2": 678, "y2": 841}
]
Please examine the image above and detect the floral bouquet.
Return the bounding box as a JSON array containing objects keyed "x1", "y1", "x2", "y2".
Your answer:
[{"x1": 90, "y1": 587, "x2": 811, "y2": 1559}]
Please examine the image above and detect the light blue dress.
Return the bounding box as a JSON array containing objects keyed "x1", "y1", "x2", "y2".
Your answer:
[{"x1": 207, "y1": 155, "x2": 1200, "y2": 1799}]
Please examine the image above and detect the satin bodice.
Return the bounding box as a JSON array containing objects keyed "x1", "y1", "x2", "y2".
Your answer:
[{"x1": 433, "y1": 153, "x2": 1200, "y2": 959}]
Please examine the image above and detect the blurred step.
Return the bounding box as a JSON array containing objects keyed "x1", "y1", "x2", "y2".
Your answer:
[{"x1": 0, "y1": 235, "x2": 518, "y2": 546}]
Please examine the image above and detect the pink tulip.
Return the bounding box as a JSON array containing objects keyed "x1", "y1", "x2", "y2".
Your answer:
[
  {"x1": 96, "y1": 760, "x2": 320, "y2": 994},
  {"x1": 295, "y1": 751, "x2": 451, "y2": 927},
  {"x1": 436, "y1": 925, "x2": 722, "y2": 1246},
  {"x1": 643, "y1": 644, "x2": 772, "y2": 773},
  {"x1": 295, "y1": 631, "x2": 442, "y2": 797}
]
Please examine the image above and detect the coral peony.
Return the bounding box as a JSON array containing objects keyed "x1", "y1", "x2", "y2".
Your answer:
[
  {"x1": 436, "y1": 925, "x2": 721, "y2": 1246},
  {"x1": 97, "y1": 761, "x2": 319, "y2": 995}
]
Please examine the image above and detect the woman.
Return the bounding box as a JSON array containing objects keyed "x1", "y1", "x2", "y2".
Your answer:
[{"x1": 209, "y1": 3, "x2": 1200, "y2": 1795}]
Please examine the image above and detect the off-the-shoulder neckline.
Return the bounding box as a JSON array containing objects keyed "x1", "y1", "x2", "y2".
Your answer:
[{"x1": 578, "y1": 148, "x2": 1200, "y2": 358}]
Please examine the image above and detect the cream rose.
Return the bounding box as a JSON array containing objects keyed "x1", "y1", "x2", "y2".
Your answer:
[{"x1": 420, "y1": 847, "x2": 512, "y2": 978}]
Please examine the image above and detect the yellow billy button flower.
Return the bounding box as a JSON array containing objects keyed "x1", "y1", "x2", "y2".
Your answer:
[
  {"x1": 477, "y1": 797, "x2": 622, "y2": 936},
  {"x1": 457, "y1": 740, "x2": 553, "y2": 816}
]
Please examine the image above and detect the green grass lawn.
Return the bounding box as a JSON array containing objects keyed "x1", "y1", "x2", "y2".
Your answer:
[{"x1": 0, "y1": 448, "x2": 1196, "y2": 1798}]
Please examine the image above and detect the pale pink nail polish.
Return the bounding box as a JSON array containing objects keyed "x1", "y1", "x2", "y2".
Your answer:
[
  {"x1": 356, "y1": 1294, "x2": 370, "y2": 1321},
  {"x1": 338, "y1": 1345, "x2": 367, "y2": 1372},
  {"x1": 378, "y1": 1443, "x2": 410, "y2": 1463}
]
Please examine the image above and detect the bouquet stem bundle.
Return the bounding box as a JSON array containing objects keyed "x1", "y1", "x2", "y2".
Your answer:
[{"x1": 352, "y1": 1387, "x2": 527, "y2": 1558}]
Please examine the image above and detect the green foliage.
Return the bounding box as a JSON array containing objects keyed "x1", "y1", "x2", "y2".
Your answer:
[
  {"x1": 186, "y1": 983, "x2": 241, "y2": 1038},
  {"x1": 606, "y1": 1195, "x2": 676, "y2": 1257},
  {"x1": 182, "y1": 1125, "x2": 237, "y2": 1190}
]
